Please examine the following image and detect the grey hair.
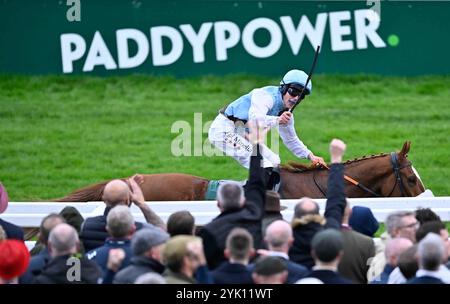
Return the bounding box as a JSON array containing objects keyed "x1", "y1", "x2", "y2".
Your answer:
[
  {"x1": 417, "y1": 233, "x2": 445, "y2": 271},
  {"x1": 48, "y1": 223, "x2": 79, "y2": 256},
  {"x1": 107, "y1": 205, "x2": 134, "y2": 238},
  {"x1": 294, "y1": 197, "x2": 320, "y2": 218},
  {"x1": 217, "y1": 181, "x2": 244, "y2": 210},
  {"x1": 385, "y1": 211, "x2": 415, "y2": 236},
  {"x1": 134, "y1": 272, "x2": 166, "y2": 284}
]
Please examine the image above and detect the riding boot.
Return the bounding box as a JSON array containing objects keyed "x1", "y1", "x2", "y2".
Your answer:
[
  {"x1": 264, "y1": 167, "x2": 281, "y2": 191},
  {"x1": 269, "y1": 167, "x2": 281, "y2": 191},
  {"x1": 264, "y1": 167, "x2": 273, "y2": 189}
]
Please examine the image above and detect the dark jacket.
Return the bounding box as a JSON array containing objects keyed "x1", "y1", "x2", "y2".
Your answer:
[
  {"x1": 86, "y1": 238, "x2": 133, "y2": 284},
  {"x1": 307, "y1": 269, "x2": 353, "y2": 284},
  {"x1": 370, "y1": 264, "x2": 395, "y2": 284},
  {"x1": 199, "y1": 145, "x2": 265, "y2": 270},
  {"x1": 248, "y1": 255, "x2": 308, "y2": 284},
  {"x1": 80, "y1": 207, "x2": 145, "y2": 252},
  {"x1": 0, "y1": 218, "x2": 24, "y2": 240},
  {"x1": 406, "y1": 276, "x2": 444, "y2": 284},
  {"x1": 211, "y1": 262, "x2": 253, "y2": 284},
  {"x1": 20, "y1": 248, "x2": 51, "y2": 284},
  {"x1": 113, "y1": 256, "x2": 165, "y2": 284},
  {"x1": 288, "y1": 164, "x2": 346, "y2": 268},
  {"x1": 33, "y1": 254, "x2": 101, "y2": 284},
  {"x1": 284, "y1": 259, "x2": 309, "y2": 283},
  {"x1": 338, "y1": 227, "x2": 376, "y2": 284}
]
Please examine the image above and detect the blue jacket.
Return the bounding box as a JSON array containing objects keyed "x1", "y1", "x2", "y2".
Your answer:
[
  {"x1": 0, "y1": 218, "x2": 24, "y2": 240},
  {"x1": 19, "y1": 248, "x2": 51, "y2": 284},
  {"x1": 211, "y1": 262, "x2": 253, "y2": 284},
  {"x1": 406, "y1": 276, "x2": 444, "y2": 284},
  {"x1": 371, "y1": 264, "x2": 395, "y2": 284},
  {"x1": 86, "y1": 238, "x2": 133, "y2": 284}
]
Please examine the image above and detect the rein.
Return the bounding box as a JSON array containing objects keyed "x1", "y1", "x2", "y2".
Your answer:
[{"x1": 314, "y1": 153, "x2": 412, "y2": 197}]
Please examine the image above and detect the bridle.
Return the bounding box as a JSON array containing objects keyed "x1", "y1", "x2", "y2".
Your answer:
[
  {"x1": 313, "y1": 152, "x2": 413, "y2": 197},
  {"x1": 387, "y1": 152, "x2": 412, "y2": 197}
]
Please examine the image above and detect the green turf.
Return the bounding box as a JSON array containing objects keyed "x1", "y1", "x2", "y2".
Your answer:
[{"x1": 0, "y1": 74, "x2": 449, "y2": 201}]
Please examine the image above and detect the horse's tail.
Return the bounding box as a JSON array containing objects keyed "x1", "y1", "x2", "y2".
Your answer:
[{"x1": 53, "y1": 180, "x2": 109, "y2": 202}]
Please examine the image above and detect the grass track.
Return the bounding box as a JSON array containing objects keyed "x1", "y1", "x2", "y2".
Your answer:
[{"x1": 0, "y1": 74, "x2": 449, "y2": 200}]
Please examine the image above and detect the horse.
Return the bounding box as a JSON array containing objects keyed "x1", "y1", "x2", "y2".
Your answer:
[{"x1": 55, "y1": 141, "x2": 425, "y2": 202}]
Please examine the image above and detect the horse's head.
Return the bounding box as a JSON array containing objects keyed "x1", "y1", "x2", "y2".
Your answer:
[{"x1": 379, "y1": 141, "x2": 425, "y2": 197}]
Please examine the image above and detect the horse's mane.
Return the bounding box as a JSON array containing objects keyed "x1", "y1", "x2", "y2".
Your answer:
[
  {"x1": 281, "y1": 153, "x2": 389, "y2": 173},
  {"x1": 53, "y1": 180, "x2": 110, "y2": 202}
]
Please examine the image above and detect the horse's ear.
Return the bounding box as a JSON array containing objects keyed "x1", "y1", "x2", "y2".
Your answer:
[{"x1": 399, "y1": 141, "x2": 411, "y2": 158}]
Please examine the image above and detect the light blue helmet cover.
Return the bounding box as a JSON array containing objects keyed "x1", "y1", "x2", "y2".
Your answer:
[{"x1": 280, "y1": 69, "x2": 312, "y2": 95}]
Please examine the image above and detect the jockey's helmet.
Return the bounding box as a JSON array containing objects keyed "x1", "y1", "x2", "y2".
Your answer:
[{"x1": 280, "y1": 69, "x2": 312, "y2": 95}]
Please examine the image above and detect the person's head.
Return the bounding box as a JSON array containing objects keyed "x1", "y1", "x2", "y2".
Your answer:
[
  {"x1": 132, "y1": 228, "x2": 170, "y2": 262},
  {"x1": 397, "y1": 245, "x2": 418, "y2": 280},
  {"x1": 59, "y1": 206, "x2": 84, "y2": 234},
  {"x1": 311, "y1": 229, "x2": 344, "y2": 267},
  {"x1": 102, "y1": 180, "x2": 131, "y2": 207},
  {"x1": 417, "y1": 233, "x2": 445, "y2": 271},
  {"x1": 262, "y1": 191, "x2": 285, "y2": 233},
  {"x1": 217, "y1": 181, "x2": 245, "y2": 212},
  {"x1": 349, "y1": 206, "x2": 379, "y2": 237},
  {"x1": 106, "y1": 205, "x2": 136, "y2": 239},
  {"x1": 294, "y1": 197, "x2": 320, "y2": 219},
  {"x1": 0, "y1": 240, "x2": 30, "y2": 284},
  {"x1": 279, "y1": 69, "x2": 312, "y2": 109},
  {"x1": 224, "y1": 228, "x2": 254, "y2": 264},
  {"x1": 385, "y1": 211, "x2": 418, "y2": 242},
  {"x1": 384, "y1": 237, "x2": 414, "y2": 267},
  {"x1": 38, "y1": 214, "x2": 65, "y2": 246},
  {"x1": 415, "y1": 221, "x2": 449, "y2": 261},
  {"x1": 264, "y1": 220, "x2": 293, "y2": 253},
  {"x1": 265, "y1": 191, "x2": 284, "y2": 213},
  {"x1": 163, "y1": 235, "x2": 204, "y2": 278},
  {"x1": 167, "y1": 211, "x2": 195, "y2": 237},
  {"x1": 415, "y1": 208, "x2": 441, "y2": 225},
  {"x1": 48, "y1": 223, "x2": 80, "y2": 257},
  {"x1": 252, "y1": 256, "x2": 288, "y2": 284}
]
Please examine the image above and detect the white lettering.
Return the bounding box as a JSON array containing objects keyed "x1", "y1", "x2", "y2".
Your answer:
[
  {"x1": 83, "y1": 31, "x2": 117, "y2": 72},
  {"x1": 280, "y1": 13, "x2": 327, "y2": 55},
  {"x1": 329, "y1": 11, "x2": 354, "y2": 51},
  {"x1": 354, "y1": 9, "x2": 386, "y2": 49},
  {"x1": 214, "y1": 21, "x2": 240, "y2": 61},
  {"x1": 242, "y1": 18, "x2": 282, "y2": 58},
  {"x1": 150, "y1": 26, "x2": 183, "y2": 66},
  {"x1": 60, "y1": 33, "x2": 86, "y2": 73},
  {"x1": 116, "y1": 29, "x2": 149, "y2": 69},
  {"x1": 180, "y1": 23, "x2": 213, "y2": 63}
]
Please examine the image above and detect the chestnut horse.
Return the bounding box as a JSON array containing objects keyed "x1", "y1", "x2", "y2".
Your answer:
[{"x1": 55, "y1": 141, "x2": 425, "y2": 202}]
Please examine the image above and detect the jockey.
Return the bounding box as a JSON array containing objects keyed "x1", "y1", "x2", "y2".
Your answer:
[{"x1": 208, "y1": 69, "x2": 327, "y2": 190}]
